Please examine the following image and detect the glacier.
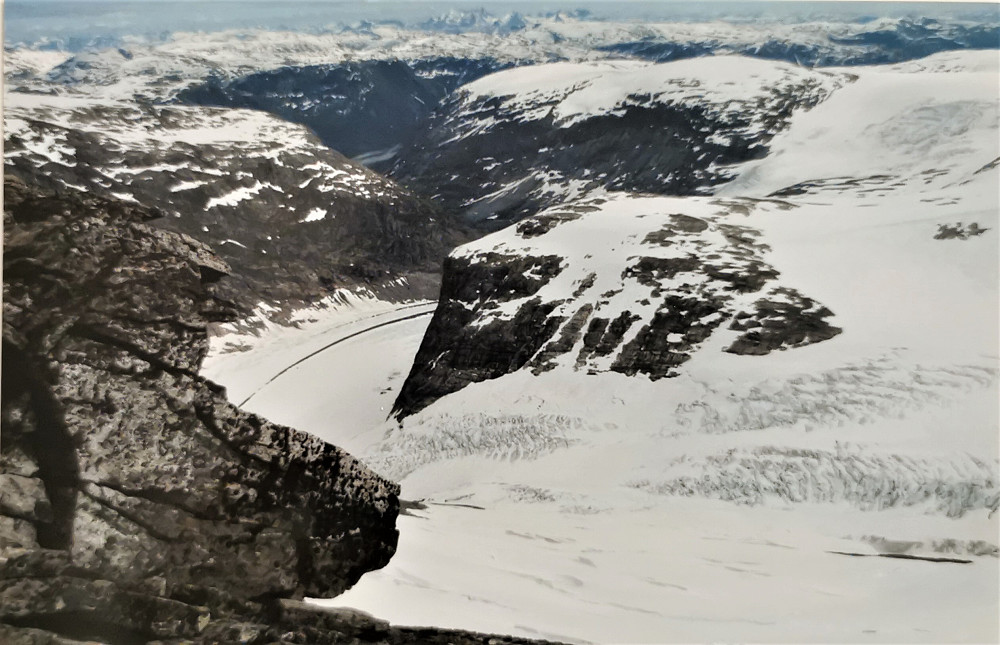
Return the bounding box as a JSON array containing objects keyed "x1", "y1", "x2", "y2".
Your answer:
[
  {"x1": 200, "y1": 50, "x2": 999, "y2": 643},
  {"x1": 5, "y1": 4, "x2": 999, "y2": 643}
]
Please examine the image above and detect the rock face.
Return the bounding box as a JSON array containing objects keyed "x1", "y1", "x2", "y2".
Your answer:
[
  {"x1": 176, "y1": 57, "x2": 509, "y2": 166},
  {"x1": 392, "y1": 194, "x2": 841, "y2": 419},
  {"x1": 390, "y1": 56, "x2": 850, "y2": 231},
  {"x1": 3, "y1": 98, "x2": 469, "y2": 318},
  {"x1": 0, "y1": 178, "x2": 405, "y2": 641},
  {"x1": 391, "y1": 252, "x2": 566, "y2": 418}
]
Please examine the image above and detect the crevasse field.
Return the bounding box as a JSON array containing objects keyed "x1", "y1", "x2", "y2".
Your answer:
[{"x1": 203, "y1": 50, "x2": 999, "y2": 643}]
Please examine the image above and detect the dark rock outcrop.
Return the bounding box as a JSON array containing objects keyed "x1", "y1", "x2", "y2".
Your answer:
[
  {"x1": 0, "y1": 598, "x2": 558, "y2": 645},
  {"x1": 392, "y1": 99, "x2": 760, "y2": 230},
  {"x1": 389, "y1": 61, "x2": 844, "y2": 230},
  {"x1": 934, "y1": 221, "x2": 989, "y2": 240},
  {"x1": 1, "y1": 174, "x2": 399, "y2": 597},
  {"x1": 0, "y1": 179, "x2": 557, "y2": 644},
  {"x1": 391, "y1": 252, "x2": 565, "y2": 418},
  {"x1": 392, "y1": 197, "x2": 844, "y2": 418},
  {"x1": 175, "y1": 57, "x2": 510, "y2": 166},
  {"x1": 725, "y1": 287, "x2": 842, "y2": 355}
]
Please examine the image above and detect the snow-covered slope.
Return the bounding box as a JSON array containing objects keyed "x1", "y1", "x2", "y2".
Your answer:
[
  {"x1": 721, "y1": 52, "x2": 1000, "y2": 201},
  {"x1": 6, "y1": 13, "x2": 997, "y2": 99},
  {"x1": 391, "y1": 55, "x2": 849, "y2": 229},
  {"x1": 3, "y1": 24, "x2": 586, "y2": 102},
  {"x1": 394, "y1": 50, "x2": 998, "y2": 414},
  {"x1": 7, "y1": 11, "x2": 994, "y2": 168},
  {"x1": 206, "y1": 50, "x2": 999, "y2": 642},
  {"x1": 202, "y1": 292, "x2": 437, "y2": 445},
  {"x1": 3, "y1": 92, "x2": 463, "y2": 317},
  {"x1": 457, "y1": 55, "x2": 841, "y2": 128},
  {"x1": 391, "y1": 192, "x2": 844, "y2": 419}
]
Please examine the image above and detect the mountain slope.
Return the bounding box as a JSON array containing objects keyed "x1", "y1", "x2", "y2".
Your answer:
[
  {"x1": 175, "y1": 58, "x2": 510, "y2": 165},
  {"x1": 390, "y1": 56, "x2": 850, "y2": 229},
  {"x1": 0, "y1": 176, "x2": 398, "y2": 637},
  {"x1": 0, "y1": 177, "x2": 566, "y2": 645},
  {"x1": 7, "y1": 13, "x2": 997, "y2": 98},
  {"x1": 3, "y1": 92, "x2": 467, "y2": 318},
  {"x1": 200, "y1": 50, "x2": 998, "y2": 643},
  {"x1": 393, "y1": 50, "x2": 999, "y2": 416},
  {"x1": 309, "y1": 51, "x2": 997, "y2": 642},
  {"x1": 391, "y1": 192, "x2": 842, "y2": 419}
]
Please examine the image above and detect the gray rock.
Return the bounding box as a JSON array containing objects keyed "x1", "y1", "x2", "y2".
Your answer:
[
  {"x1": 0, "y1": 178, "x2": 417, "y2": 643},
  {"x1": 4, "y1": 103, "x2": 469, "y2": 322},
  {"x1": 392, "y1": 200, "x2": 842, "y2": 418}
]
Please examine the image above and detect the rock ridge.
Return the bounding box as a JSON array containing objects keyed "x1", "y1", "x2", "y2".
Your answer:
[
  {"x1": 0, "y1": 178, "x2": 558, "y2": 644},
  {"x1": 392, "y1": 195, "x2": 842, "y2": 419}
]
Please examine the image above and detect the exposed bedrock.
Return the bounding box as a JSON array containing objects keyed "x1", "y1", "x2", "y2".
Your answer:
[
  {"x1": 393, "y1": 100, "x2": 768, "y2": 230},
  {"x1": 3, "y1": 105, "x2": 470, "y2": 319},
  {"x1": 0, "y1": 178, "x2": 556, "y2": 644},
  {"x1": 390, "y1": 62, "x2": 843, "y2": 231},
  {"x1": 392, "y1": 198, "x2": 842, "y2": 419},
  {"x1": 391, "y1": 252, "x2": 566, "y2": 418}
]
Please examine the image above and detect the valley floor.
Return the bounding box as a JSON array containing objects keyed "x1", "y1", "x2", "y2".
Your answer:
[
  {"x1": 200, "y1": 49, "x2": 999, "y2": 645},
  {"x1": 328, "y1": 502, "x2": 997, "y2": 644},
  {"x1": 203, "y1": 295, "x2": 436, "y2": 457},
  {"x1": 204, "y1": 297, "x2": 999, "y2": 644}
]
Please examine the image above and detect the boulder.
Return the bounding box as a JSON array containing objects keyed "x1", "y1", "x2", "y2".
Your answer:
[{"x1": 1, "y1": 177, "x2": 402, "y2": 641}]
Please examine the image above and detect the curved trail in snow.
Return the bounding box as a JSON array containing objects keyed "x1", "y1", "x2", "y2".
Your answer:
[{"x1": 237, "y1": 307, "x2": 435, "y2": 407}]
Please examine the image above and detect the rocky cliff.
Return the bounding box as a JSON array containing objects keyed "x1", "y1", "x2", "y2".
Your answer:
[
  {"x1": 392, "y1": 194, "x2": 842, "y2": 419},
  {"x1": 0, "y1": 178, "x2": 555, "y2": 644},
  {"x1": 389, "y1": 56, "x2": 850, "y2": 230}
]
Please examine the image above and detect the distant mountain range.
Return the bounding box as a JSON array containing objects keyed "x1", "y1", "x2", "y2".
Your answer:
[{"x1": 5, "y1": 12, "x2": 997, "y2": 324}]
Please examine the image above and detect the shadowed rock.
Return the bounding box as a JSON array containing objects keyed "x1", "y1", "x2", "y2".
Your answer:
[
  {"x1": 391, "y1": 197, "x2": 844, "y2": 418},
  {"x1": 1, "y1": 178, "x2": 397, "y2": 638},
  {"x1": 391, "y1": 252, "x2": 565, "y2": 418},
  {"x1": 1, "y1": 177, "x2": 563, "y2": 644}
]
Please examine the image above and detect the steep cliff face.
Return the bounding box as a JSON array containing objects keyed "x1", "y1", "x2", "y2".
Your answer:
[
  {"x1": 392, "y1": 194, "x2": 841, "y2": 419},
  {"x1": 176, "y1": 57, "x2": 509, "y2": 166},
  {"x1": 0, "y1": 177, "x2": 403, "y2": 641},
  {"x1": 391, "y1": 251, "x2": 567, "y2": 418},
  {"x1": 390, "y1": 56, "x2": 851, "y2": 230}
]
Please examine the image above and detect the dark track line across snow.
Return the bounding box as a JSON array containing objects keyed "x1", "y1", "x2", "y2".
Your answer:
[
  {"x1": 237, "y1": 308, "x2": 435, "y2": 407},
  {"x1": 828, "y1": 551, "x2": 973, "y2": 564}
]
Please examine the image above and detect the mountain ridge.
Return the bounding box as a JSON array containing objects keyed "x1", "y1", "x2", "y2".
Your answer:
[{"x1": 3, "y1": 93, "x2": 469, "y2": 324}]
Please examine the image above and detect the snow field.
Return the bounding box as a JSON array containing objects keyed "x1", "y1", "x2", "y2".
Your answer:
[
  {"x1": 199, "y1": 50, "x2": 998, "y2": 643},
  {"x1": 460, "y1": 55, "x2": 849, "y2": 132}
]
